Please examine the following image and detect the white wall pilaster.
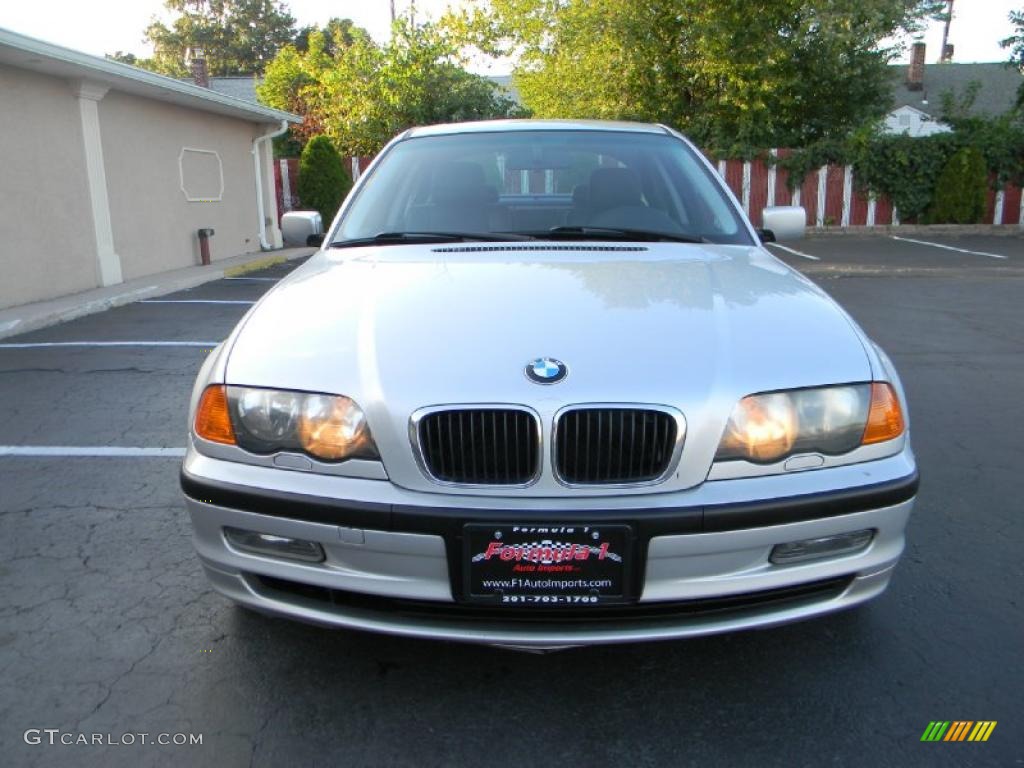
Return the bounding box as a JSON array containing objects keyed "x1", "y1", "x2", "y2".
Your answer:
[
  {"x1": 72, "y1": 79, "x2": 122, "y2": 286},
  {"x1": 260, "y1": 138, "x2": 283, "y2": 248}
]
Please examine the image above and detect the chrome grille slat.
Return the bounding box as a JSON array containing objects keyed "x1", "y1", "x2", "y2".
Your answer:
[
  {"x1": 416, "y1": 408, "x2": 539, "y2": 486},
  {"x1": 554, "y1": 407, "x2": 678, "y2": 485}
]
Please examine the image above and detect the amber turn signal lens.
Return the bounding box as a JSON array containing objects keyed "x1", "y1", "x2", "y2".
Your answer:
[
  {"x1": 861, "y1": 383, "x2": 904, "y2": 444},
  {"x1": 195, "y1": 385, "x2": 236, "y2": 445}
]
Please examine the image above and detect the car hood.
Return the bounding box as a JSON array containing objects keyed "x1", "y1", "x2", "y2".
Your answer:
[{"x1": 226, "y1": 243, "x2": 871, "y2": 494}]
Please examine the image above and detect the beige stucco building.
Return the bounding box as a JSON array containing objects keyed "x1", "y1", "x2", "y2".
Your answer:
[{"x1": 0, "y1": 28, "x2": 300, "y2": 310}]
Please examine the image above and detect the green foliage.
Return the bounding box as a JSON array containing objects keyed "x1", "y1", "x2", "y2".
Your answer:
[
  {"x1": 848, "y1": 133, "x2": 961, "y2": 221},
  {"x1": 297, "y1": 135, "x2": 351, "y2": 225},
  {"x1": 458, "y1": 0, "x2": 944, "y2": 150},
  {"x1": 107, "y1": 51, "x2": 146, "y2": 67},
  {"x1": 775, "y1": 113, "x2": 1024, "y2": 222},
  {"x1": 259, "y1": 19, "x2": 521, "y2": 157},
  {"x1": 294, "y1": 18, "x2": 368, "y2": 55},
  {"x1": 929, "y1": 147, "x2": 988, "y2": 224},
  {"x1": 128, "y1": 0, "x2": 297, "y2": 77},
  {"x1": 1001, "y1": 9, "x2": 1024, "y2": 107},
  {"x1": 1002, "y1": 10, "x2": 1024, "y2": 73}
]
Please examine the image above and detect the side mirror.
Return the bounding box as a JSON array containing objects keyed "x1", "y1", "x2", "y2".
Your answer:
[
  {"x1": 760, "y1": 206, "x2": 806, "y2": 242},
  {"x1": 281, "y1": 211, "x2": 324, "y2": 247}
]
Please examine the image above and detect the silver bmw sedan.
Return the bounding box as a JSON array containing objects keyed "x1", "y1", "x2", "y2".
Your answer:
[{"x1": 181, "y1": 120, "x2": 917, "y2": 650}]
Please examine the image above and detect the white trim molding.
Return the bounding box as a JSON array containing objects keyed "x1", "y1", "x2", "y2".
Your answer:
[
  {"x1": 1, "y1": 27, "x2": 299, "y2": 126},
  {"x1": 179, "y1": 147, "x2": 224, "y2": 202},
  {"x1": 72, "y1": 79, "x2": 122, "y2": 287}
]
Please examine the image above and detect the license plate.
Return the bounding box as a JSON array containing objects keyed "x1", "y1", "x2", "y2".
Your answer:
[{"x1": 463, "y1": 523, "x2": 632, "y2": 606}]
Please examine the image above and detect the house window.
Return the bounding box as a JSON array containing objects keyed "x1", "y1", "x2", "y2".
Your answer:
[
  {"x1": 899, "y1": 113, "x2": 912, "y2": 127},
  {"x1": 179, "y1": 148, "x2": 224, "y2": 202}
]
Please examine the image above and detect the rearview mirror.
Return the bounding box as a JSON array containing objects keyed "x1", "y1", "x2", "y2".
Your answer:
[
  {"x1": 760, "y1": 206, "x2": 806, "y2": 242},
  {"x1": 281, "y1": 211, "x2": 324, "y2": 247},
  {"x1": 503, "y1": 147, "x2": 573, "y2": 171}
]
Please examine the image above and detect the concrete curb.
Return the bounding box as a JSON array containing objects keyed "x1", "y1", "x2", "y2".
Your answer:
[
  {"x1": 0, "y1": 247, "x2": 314, "y2": 341},
  {"x1": 223, "y1": 255, "x2": 286, "y2": 277},
  {"x1": 806, "y1": 224, "x2": 1024, "y2": 237}
]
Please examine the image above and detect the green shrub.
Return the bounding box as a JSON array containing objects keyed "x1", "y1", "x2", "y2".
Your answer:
[
  {"x1": 928, "y1": 147, "x2": 988, "y2": 224},
  {"x1": 297, "y1": 135, "x2": 351, "y2": 226}
]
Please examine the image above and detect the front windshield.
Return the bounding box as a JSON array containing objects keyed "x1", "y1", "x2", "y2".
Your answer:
[{"x1": 333, "y1": 129, "x2": 753, "y2": 245}]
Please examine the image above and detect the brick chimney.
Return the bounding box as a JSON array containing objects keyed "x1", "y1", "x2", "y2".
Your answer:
[
  {"x1": 190, "y1": 47, "x2": 209, "y2": 88},
  {"x1": 907, "y1": 41, "x2": 926, "y2": 91}
]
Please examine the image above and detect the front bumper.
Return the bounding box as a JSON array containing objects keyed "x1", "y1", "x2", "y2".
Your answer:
[{"x1": 181, "y1": 445, "x2": 917, "y2": 648}]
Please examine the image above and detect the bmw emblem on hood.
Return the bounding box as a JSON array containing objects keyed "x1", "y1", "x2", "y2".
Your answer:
[{"x1": 526, "y1": 357, "x2": 568, "y2": 384}]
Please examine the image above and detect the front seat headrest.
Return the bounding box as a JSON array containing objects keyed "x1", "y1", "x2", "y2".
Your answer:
[
  {"x1": 589, "y1": 167, "x2": 643, "y2": 213},
  {"x1": 432, "y1": 161, "x2": 489, "y2": 204}
]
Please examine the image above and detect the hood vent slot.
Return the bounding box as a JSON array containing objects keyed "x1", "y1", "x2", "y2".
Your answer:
[{"x1": 431, "y1": 244, "x2": 648, "y2": 254}]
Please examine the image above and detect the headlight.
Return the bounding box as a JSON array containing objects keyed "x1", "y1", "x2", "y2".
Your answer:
[
  {"x1": 715, "y1": 383, "x2": 903, "y2": 464},
  {"x1": 193, "y1": 385, "x2": 379, "y2": 462}
]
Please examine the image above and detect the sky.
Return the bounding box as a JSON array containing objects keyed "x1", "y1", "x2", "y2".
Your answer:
[{"x1": 0, "y1": 0, "x2": 1018, "y2": 72}]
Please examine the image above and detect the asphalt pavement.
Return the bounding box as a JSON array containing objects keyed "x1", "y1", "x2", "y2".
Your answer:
[{"x1": 1, "y1": 235, "x2": 1021, "y2": 767}]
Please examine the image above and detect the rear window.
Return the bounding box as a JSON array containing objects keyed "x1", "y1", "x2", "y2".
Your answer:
[{"x1": 335, "y1": 129, "x2": 752, "y2": 245}]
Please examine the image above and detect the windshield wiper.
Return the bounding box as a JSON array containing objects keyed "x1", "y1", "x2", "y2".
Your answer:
[
  {"x1": 534, "y1": 226, "x2": 707, "y2": 244},
  {"x1": 330, "y1": 231, "x2": 536, "y2": 248}
]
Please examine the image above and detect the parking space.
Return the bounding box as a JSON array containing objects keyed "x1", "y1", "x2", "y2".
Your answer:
[
  {"x1": 2, "y1": 240, "x2": 1021, "y2": 767},
  {"x1": 766, "y1": 232, "x2": 1022, "y2": 273}
]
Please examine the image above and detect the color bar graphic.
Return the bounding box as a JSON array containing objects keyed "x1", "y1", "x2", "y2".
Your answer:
[{"x1": 921, "y1": 721, "x2": 996, "y2": 742}]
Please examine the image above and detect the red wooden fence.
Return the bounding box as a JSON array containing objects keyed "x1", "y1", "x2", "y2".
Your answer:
[{"x1": 710, "y1": 152, "x2": 1021, "y2": 228}]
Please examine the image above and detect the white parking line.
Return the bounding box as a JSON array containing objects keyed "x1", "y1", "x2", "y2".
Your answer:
[
  {"x1": 765, "y1": 243, "x2": 821, "y2": 261},
  {"x1": 223, "y1": 277, "x2": 278, "y2": 281},
  {"x1": 141, "y1": 300, "x2": 255, "y2": 305},
  {"x1": 890, "y1": 236, "x2": 1008, "y2": 260},
  {"x1": 0, "y1": 446, "x2": 186, "y2": 457},
  {"x1": 0, "y1": 341, "x2": 218, "y2": 349}
]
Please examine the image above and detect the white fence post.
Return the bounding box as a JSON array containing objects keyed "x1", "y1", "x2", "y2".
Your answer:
[
  {"x1": 816, "y1": 166, "x2": 827, "y2": 227},
  {"x1": 741, "y1": 160, "x2": 751, "y2": 215},
  {"x1": 993, "y1": 190, "x2": 1005, "y2": 225},
  {"x1": 279, "y1": 159, "x2": 292, "y2": 212},
  {"x1": 766, "y1": 149, "x2": 777, "y2": 208},
  {"x1": 867, "y1": 195, "x2": 877, "y2": 227},
  {"x1": 841, "y1": 166, "x2": 853, "y2": 227}
]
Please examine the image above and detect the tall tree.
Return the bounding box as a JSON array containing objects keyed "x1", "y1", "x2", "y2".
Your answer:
[
  {"x1": 258, "y1": 19, "x2": 521, "y2": 156},
  {"x1": 294, "y1": 17, "x2": 368, "y2": 56},
  {"x1": 1002, "y1": 8, "x2": 1024, "y2": 107},
  {"x1": 459, "y1": 0, "x2": 944, "y2": 150},
  {"x1": 1003, "y1": 8, "x2": 1024, "y2": 72},
  {"x1": 141, "y1": 0, "x2": 298, "y2": 77}
]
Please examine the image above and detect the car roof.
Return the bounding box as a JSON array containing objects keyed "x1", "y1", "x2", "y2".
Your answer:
[{"x1": 404, "y1": 119, "x2": 671, "y2": 139}]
